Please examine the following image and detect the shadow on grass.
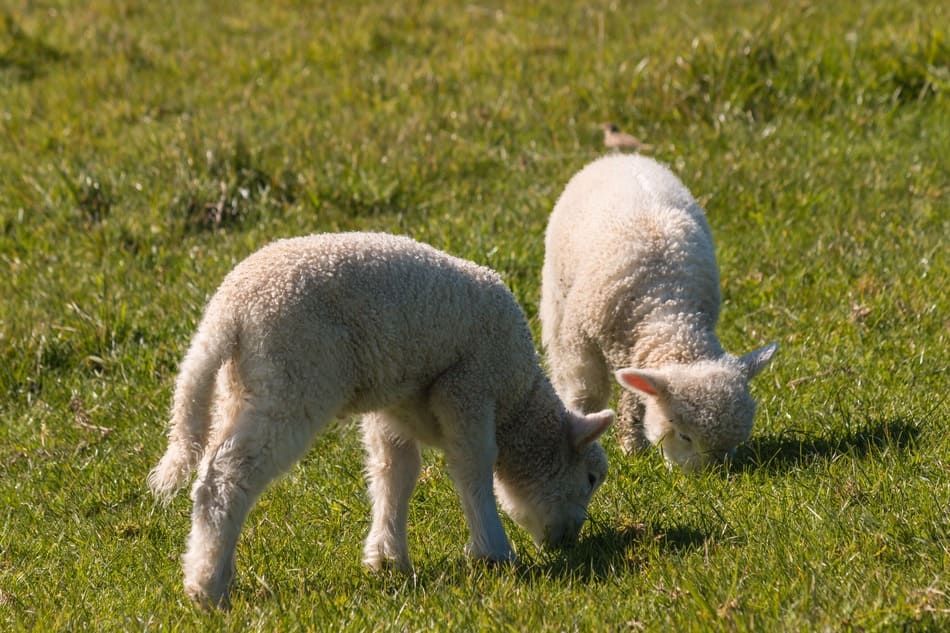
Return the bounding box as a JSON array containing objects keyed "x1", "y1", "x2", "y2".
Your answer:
[
  {"x1": 731, "y1": 417, "x2": 921, "y2": 474},
  {"x1": 361, "y1": 522, "x2": 709, "y2": 592},
  {"x1": 517, "y1": 520, "x2": 709, "y2": 582}
]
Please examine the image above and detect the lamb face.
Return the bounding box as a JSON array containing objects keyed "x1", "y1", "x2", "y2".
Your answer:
[
  {"x1": 642, "y1": 364, "x2": 754, "y2": 470},
  {"x1": 494, "y1": 410, "x2": 611, "y2": 547},
  {"x1": 615, "y1": 344, "x2": 777, "y2": 470}
]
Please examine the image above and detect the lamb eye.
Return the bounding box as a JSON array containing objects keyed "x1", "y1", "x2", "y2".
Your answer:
[
  {"x1": 678, "y1": 432, "x2": 692, "y2": 443},
  {"x1": 588, "y1": 473, "x2": 597, "y2": 488}
]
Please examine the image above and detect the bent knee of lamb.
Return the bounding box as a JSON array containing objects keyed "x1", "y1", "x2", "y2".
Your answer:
[
  {"x1": 540, "y1": 154, "x2": 777, "y2": 470},
  {"x1": 148, "y1": 231, "x2": 613, "y2": 608}
]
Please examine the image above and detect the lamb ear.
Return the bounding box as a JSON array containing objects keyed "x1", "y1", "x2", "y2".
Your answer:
[
  {"x1": 739, "y1": 342, "x2": 779, "y2": 378},
  {"x1": 570, "y1": 409, "x2": 614, "y2": 450},
  {"x1": 614, "y1": 368, "x2": 668, "y2": 398}
]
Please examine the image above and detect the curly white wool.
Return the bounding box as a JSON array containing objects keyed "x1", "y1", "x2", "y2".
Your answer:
[
  {"x1": 148, "y1": 232, "x2": 612, "y2": 608},
  {"x1": 540, "y1": 155, "x2": 776, "y2": 471}
]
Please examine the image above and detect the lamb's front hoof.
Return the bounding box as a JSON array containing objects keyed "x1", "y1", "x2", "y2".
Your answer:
[
  {"x1": 618, "y1": 428, "x2": 651, "y2": 456},
  {"x1": 464, "y1": 541, "x2": 516, "y2": 565}
]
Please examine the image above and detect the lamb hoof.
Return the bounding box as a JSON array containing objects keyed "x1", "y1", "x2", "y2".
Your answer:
[
  {"x1": 363, "y1": 556, "x2": 412, "y2": 574},
  {"x1": 464, "y1": 542, "x2": 516, "y2": 565},
  {"x1": 363, "y1": 545, "x2": 411, "y2": 573},
  {"x1": 185, "y1": 582, "x2": 230, "y2": 611},
  {"x1": 618, "y1": 432, "x2": 651, "y2": 456}
]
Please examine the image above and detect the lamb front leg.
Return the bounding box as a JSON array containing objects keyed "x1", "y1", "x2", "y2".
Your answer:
[
  {"x1": 429, "y1": 370, "x2": 515, "y2": 564},
  {"x1": 547, "y1": 335, "x2": 612, "y2": 415},
  {"x1": 616, "y1": 389, "x2": 650, "y2": 454},
  {"x1": 445, "y1": 441, "x2": 515, "y2": 564},
  {"x1": 436, "y1": 405, "x2": 514, "y2": 562}
]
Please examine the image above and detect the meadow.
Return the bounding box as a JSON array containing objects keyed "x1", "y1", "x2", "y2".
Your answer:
[{"x1": 1, "y1": 0, "x2": 947, "y2": 630}]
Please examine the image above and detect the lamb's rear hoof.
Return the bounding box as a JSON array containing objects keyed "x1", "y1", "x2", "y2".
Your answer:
[
  {"x1": 363, "y1": 554, "x2": 412, "y2": 574},
  {"x1": 362, "y1": 542, "x2": 411, "y2": 573},
  {"x1": 185, "y1": 582, "x2": 231, "y2": 611}
]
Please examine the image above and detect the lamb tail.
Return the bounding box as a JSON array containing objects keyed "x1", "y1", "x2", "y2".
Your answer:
[{"x1": 147, "y1": 310, "x2": 237, "y2": 503}]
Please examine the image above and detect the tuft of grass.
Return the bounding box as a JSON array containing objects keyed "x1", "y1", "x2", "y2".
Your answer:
[
  {"x1": 172, "y1": 138, "x2": 297, "y2": 233},
  {"x1": 56, "y1": 167, "x2": 113, "y2": 226},
  {"x1": 0, "y1": 12, "x2": 69, "y2": 83},
  {"x1": 676, "y1": 17, "x2": 948, "y2": 125}
]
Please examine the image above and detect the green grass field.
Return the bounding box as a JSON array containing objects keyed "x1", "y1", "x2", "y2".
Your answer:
[{"x1": 1, "y1": 0, "x2": 947, "y2": 629}]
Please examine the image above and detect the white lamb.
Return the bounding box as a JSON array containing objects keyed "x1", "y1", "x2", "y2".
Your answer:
[
  {"x1": 540, "y1": 154, "x2": 777, "y2": 471},
  {"x1": 148, "y1": 232, "x2": 613, "y2": 608}
]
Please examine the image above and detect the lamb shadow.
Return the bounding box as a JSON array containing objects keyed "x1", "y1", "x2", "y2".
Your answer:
[
  {"x1": 517, "y1": 520, "x2": 709, "y2": 582},
  {"x1": 730, "y1": 417, "x2": 920, "y2": 474}
]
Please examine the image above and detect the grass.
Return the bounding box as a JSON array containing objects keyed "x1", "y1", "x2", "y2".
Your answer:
[{"x1": 0, "y1": 0, "x2": 947, "y2": 629}]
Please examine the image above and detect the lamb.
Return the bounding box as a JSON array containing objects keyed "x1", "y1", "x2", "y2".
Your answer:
[
  {"x1": 148, "y1": 232, "x2": 613, "y2": 608},
  {"x1": 540, "y1": 154, "x2": 777, "y2": 471}
]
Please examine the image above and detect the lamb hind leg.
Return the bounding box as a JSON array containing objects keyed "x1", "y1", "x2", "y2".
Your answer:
[
  {"x1": 183, "y1": 401, "x2": 336, "y2": 609},
  {"x1": 361, "y1": 412, "x2": 421, "y2": 572}
]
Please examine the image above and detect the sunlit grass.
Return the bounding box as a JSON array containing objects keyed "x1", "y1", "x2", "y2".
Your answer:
[{"x1": 1, "y1": 0, "x2": 947, "y2": 629}]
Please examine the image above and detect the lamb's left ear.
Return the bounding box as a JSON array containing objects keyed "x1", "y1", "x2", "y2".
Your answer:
[
  {"x1": 570, "y1": 409, "x2": 614, "y2": 450},
  {"x1": 614, "y1": 368, "x2": 668, "y2": 398},
  {"x1": 739, "y1": 342, "x2": 779, "y2": 378}
]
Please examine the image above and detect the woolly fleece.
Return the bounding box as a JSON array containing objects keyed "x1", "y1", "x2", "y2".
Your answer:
[
  {"x1": 149, "y1": 232, "x2": 612, "y2": 608},
  {"x1": 541, "y1": 155, "x2": 776, "y2": 470}
]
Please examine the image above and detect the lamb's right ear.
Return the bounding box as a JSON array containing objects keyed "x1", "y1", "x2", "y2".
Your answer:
[
  {"x1": 570, "y1": 409, "x2": 614, "y2": 450},
  {"x1": 614, "y1": 368, "x2": 668, "y2": 398},
  {"x1": 739, "y1": 342, "x2": 779, "y2": 378}
]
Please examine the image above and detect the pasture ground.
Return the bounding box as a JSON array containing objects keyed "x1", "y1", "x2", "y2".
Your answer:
[{"x1": 1, "y1": 1, "x2": 947, "y2": 630}]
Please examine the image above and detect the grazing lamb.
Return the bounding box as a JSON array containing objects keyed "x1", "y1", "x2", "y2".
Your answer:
[
  {"x1": 148, "y1": 232, "x2": 613, "y2": 608},
  {"x1": 540, "y1": 154, "x2": 777, "y2": 471}
]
